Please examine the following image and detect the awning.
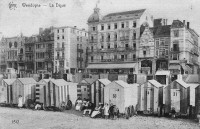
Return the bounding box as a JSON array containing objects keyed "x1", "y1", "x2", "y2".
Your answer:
[
  {"x1": 168, "y1": 64, "x2": 180, "y2": 70},
  {"x1": 87, "y1": 63, "x2": 136, "y2": 69},
  {"x1": 155, "y1": 70, "x2": 170, "y2": 76}
]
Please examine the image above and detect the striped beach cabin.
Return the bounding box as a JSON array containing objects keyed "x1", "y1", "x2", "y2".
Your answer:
[
  {"x1": 91, "y1": 78, "x2": 111, "y2": 106},
  {"x1": 1, "y1": 79, "x2": 16, "y2": 103}
]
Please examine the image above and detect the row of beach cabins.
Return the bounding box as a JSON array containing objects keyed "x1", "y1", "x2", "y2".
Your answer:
[{"x1": 0, "y1": 71, "x2": 200, "y2": 120}]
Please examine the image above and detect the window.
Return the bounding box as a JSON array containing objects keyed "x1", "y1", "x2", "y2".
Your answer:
[
  {"x1": 57, "y1": 29, "x2": 59, "y2": 33},
  {"x1": 121, "y1": 55, "x2": 124, "y2": 60},
  {"x1": 107, "y1": 24, "x2": 110, "y2": 30},
  {"x1": 91, "y1": 56, "x2": 93, "y2": 62},
  {"x1": 107, "y1": 34, "x2": 110, "y2": 41},
  {"x1": 133, "y1": 21, "x2": 136, "y2": 27},
  {"x1": 101, "y1": 25, "x2": 104, "y2": 30},
  {"x1": 133, "y1": 43, "x2": 136, "y2": 49},
  {"x1": 101, "y1": 56, "x2": 104, "y2": 60},
  {"x1": 165, "y1": 50, "x2": 168, "y2": 55},
  {"x1": 57, "y1": 43, "x2": 60, "y2": 48},
  {"x1": 101, "y1": 44, "x2": 104, "y2": 49},
  {"x1": 93, "y1": 27, "x2": 96, "y2": 31},
  {"x1": 14, "y1": 42, "x2": 17, "y2": 48},
  {"x1": 125, "y1": 44, "x2": 129, "y2": 48},
  {"x1": 114, "y1": 23, "x2": 117, "y2": 29},
  {"x1": 114, "y1": 55, "x2": 117, "y2": 59},
  {"x1": 107, "y1": 43, "x2": 110, "y2": 49},
  {"x1": 125, "y1": 54, "x2": 128, "y2": 59},
  {"x1": 57, "y1": 36, "x2": 59, "y2": 40},
  {"x1": 114, "y1": 43, "x2": 117, "y2": 48},
  {"x1": 62, "y1": 35, "x2": 64, "y2": 39},
  {"x1": 156, "y1": 50, "x2": 159, "y2": 56},
  {"x1": 156, "y1": 41, "x2": 159, "y2": 47},
  {"x1": 101, "y1": 35, "x2": 104, "y2": 42},
  {"x1": 9, "y1": 42, "x2": 12, "y2": 48},
  {"x1": 114, "y1": 34, "x2": 117, "y2": 41},
  {"x1": 57, "y1": 52, "x2": 59, "y2": 57},
  {"x1": 143, "y1": 51, "x2": 146, "y2": 55},
  {"x1": 77, "y1": 36, "x2": 79, "y2": 41},
  {"x1": 133, "y1": 54, "x2": 136, "y2": 59},
  {"x1": 62, "y1": 29, "x2": 64, "y2": 32},
  {"x1": 91, "y1": 46, "x2": 93, "y2": 51},
  {"x1": 62, "y1": 42, "x2": 64, "y2": 48},
  {"x1": 121, "y1": 22, "x2": 124, "y2": 28},
  {"x1": 126, "y1": 21, "x2": 129, "y2": 28},
  {"x1": 174, "y1": 30, "x2": 179, "y2": 37},
  {"x1": 133, "y1": 33, "x2": 136, "y2": 39}
]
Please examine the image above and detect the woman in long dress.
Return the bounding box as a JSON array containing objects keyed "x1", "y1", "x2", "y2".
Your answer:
[{"x1": 18, "y1": 95, "x2": 23, "y2": 108}]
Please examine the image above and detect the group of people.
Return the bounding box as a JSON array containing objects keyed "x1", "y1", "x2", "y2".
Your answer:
[{"x1": 75, "y1": 98, "x2": 119, "y2": 119}]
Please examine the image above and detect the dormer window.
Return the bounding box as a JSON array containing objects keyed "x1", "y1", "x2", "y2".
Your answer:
[
  {"x1": 101, "y1": 25, "x2": 104, "y2": 30},
  {"x1": 121, "y1": 22, "x2": 124, "y2": 28},
  {"x1": 174, "y1": 30, "x2": 179, "y2": 37},
  {"x1": 107, "y1": 24, "x2": 111, "y2": 30},
  {"x1": 92, "y1": 27, "x2": 96, "y2": 31}
]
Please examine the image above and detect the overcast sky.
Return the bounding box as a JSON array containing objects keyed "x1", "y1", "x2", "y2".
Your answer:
[{"x1": 0, "y1": 0, "x2": 199, "y2": 37}]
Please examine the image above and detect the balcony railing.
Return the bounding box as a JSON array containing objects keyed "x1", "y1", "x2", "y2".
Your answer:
[
  {"x1": 55, "y1": 56, "x2": 65, "y2": 60},
  {"x1": 89, "y1": 58, "x2": 137, "y2": 63},
  {"x1": 77, "y1": 48, "x2": 83, "y2": 53},
  {"x1": 171, "y1": 48, "x2": 179, "y2": 52},
  {"x1": 77, "y1": 57, "x2": 83, "y2": 61},
  {"x1": 120, "y1": 36, "x2": 129, "y2": 41},
  {"x1": 87, "y1": 47, "x2": 136, "y2": 53},
  {"x1": 55, "y1": 47, "x2": 64, "y2": 51},
  {"x1": 25, "y1": 50, "x2": 34, "y2": 53},
  {"x1": 45, "y1": 58, "x2": 53, "y2": 62},
  {"x1": 89, "y1": 39, "x2": 98, "y2": 43}
]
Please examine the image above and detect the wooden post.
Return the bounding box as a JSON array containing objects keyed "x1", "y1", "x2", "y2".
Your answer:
[
  {"x1": 67, "y1": 85, "x2": 70, "y2": 101},
  {"x1": 53, "y1": 84, "x2": 56, "y2": 106},
  {"x1": 44, "y1": 86, "x2": 46, "y2": 106}
]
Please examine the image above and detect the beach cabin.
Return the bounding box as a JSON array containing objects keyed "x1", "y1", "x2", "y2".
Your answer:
[
  {"x1": 104, "y1": 80, "x2": 138, "y2": 114},
  {"x1": 77, "y1": 78, "x2": 95, "y2": 100},
  {"x1": 138, "y1": 80, "x2": 163, "y2": 115},
  {"x1": 195, "y1": 85, "x2": 200, "y2": 118},
  {"x1": 37, "y1": 79, "x2": 77, "y2": 107},
  {"x1": 164, "y1": 79, "x2": 199, "y2": 116},
  {"x1": 12, "y1": 78, "x2": 37, "y2": 105},
  {"x1": 91, "y1": 79, "x2": 111, "y2": 106},
  {"x1": 1, "y1": 79, "x2": 16, "y2": 103}
]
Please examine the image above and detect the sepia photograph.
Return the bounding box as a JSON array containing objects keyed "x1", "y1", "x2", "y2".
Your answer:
[{"x1": 0, "y1": 0, "x2": 200, "y2": 128}]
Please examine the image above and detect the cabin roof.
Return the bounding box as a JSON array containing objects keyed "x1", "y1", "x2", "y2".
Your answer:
[
  {"x1": 114, "y1": 80, "x2": 130, "y2": 88},
  {"x1": 155, "y1": 70, "x2": 170, "y2": 76},
  {"x1": 84, "y1": 78, "x2": 96, "y2": 84},
  {"x1": 18, "y1": 78, "x2": 37, "y2": 85},
  {"x1": 175, "y1": 79, "x2": 189, "y2": 88},
  {"x1": 184, "y1": 74, "x2": 199, "y2": 83},
  {"x1": 98, "y1": 78, "x2": 111, "y2": 86},
  {"x1": 148, "y1": 80, "x2": 163, "y2": 88},
  {"x1": 3, "y1": 79, "x2": 16, "y2": 85},
  {"x1": 50, "y1": 79, "x2": 78, "y2": 86}
]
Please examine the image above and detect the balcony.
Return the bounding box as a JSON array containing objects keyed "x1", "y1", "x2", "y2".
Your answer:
[
  {"x1": 55, "y1": 47, "x2": 64, "y2": 51},
  {"x1": 45, "y1": 58, "x2": 53, "y2": 62},
  {"x1": 87, "y1": 47, "x2": 136, "y2": 53},
  {"x1": 77, "y1": 48, "x2": 83, "y2": 53},
  {"x1": 89, "y1": 58, "x2": 137, "y2": 63},
  {"x1": 89, "y1": 39, "x2": 97, "y2": 43},
  {"x1": 106, "y1": 38, "x2": 111, "y2": 42},
  {"x1": 171, "y1": 48, "x2": 179, "y2": 52},
  {"x1": 25, "y1": 49, "x2": 34, "y2": 53},
  {"x1": 77, "y1": 57, "x2": 83, "y2": 61},
  {"x1": 18, "y1": 53, "x2": 24, "y2": 56},
  {"x1": 132, "y1": 36, "x2": 136, "y2": 40},
  {"x1": 100, "y1": 39, "x2": 104, "y2": 42},
  {"x1": 55, "y1": 56, "x2": 65, "y2": 60}
]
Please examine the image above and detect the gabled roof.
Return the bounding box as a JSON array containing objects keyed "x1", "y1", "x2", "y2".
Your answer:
[
  {"x1": 171, "y1": 20, "x2": 184, "y2": 28},
  {"x1": 150, "y1": 25, "x2": 171, "y2": 37},
  {"x1": 104, "y1": 9, "x2": 145, "y2": 17},
  {"x1": 175, "y1": 79, "x2": 189, "y2": 88},
  {"x1": 148, "y1": 80, "x2": 163, "y2": 88},
  {"x1": 85, "y1": 78, "x2": 96, "y2": 84},
  {"x1": 184, "y1": 74, "x2": 199, "y2": 83},
  {"x1": 98, "y1": 79, "x2": 111, "y2": 86},
  {"x1": 114, "y1": 80, "x2": 130, "y2": 88},
  {"x1": 18, "y1": 78, "x2": 37, "y2": 85},
  {"x1": 3, "y1": 79, "x2": 16, "y2": 85}
]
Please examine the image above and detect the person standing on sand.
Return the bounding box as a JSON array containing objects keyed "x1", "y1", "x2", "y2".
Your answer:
[
  {"x1": 18, "y1": 95, "x2": 23, "y2": 108},
  {"x1": 103, "y1": 103, "x2": 109, "y2": 119}
]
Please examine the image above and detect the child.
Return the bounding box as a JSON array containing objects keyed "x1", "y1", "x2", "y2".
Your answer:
[
  {"x1": 103, "y1": 103, "x2": 109, "y2": 119},
  {"x1": 18, "y1": 95, "x2": 23, "y2": 109}
]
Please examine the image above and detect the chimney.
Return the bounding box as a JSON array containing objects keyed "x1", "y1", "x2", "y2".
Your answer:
[
  {"x1": 165, "y1": 19, "x2": 168, "y2": 25},
  {"x1": 187, "y1": 22, "x2": 190, "y2": 29},
  {"x1": 74, "y1": 26, "x2": 77, "y2": 28},
  {"x1": 183, "y1": 20, "x2": 185, "y2": 25},
  {"x1": 39, "y1": 28, "x2": 43, "y2": 35},
  {"x1": 163, "y1": 19, "x2": 165, "y2": 26}
]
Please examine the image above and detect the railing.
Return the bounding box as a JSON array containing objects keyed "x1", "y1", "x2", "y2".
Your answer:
[
  {"x1": 87, "y1": 47, "x2": 136, "y2": 53},
  {"x1": 120, "y1": 36, "x2": 129, "y2": 41},
  {"x1": 106, "y1": 38, "x2": 110, "y2": 42},
  {"x1": 45, "y1": 58, "x2": 53, "y2": 62},
  {"x1": 89, "y1": 58, "x2": 137, "y2": 63},
  {"x1": 171, "y1": 48, "x2": 179, "y2": 52},
  {"x1": 77, "y1": 48, "x2": 83, "y2": 53},
  {"x1": 55, "y1": 56, "x2": 65, "y2": 60},
  {"x1": 77, "y1": 57, "x2": 83, "y2": 61},
  {"x1": 25, "y1": 50, "x2": 34, "y2": 53},
  {"x1": 55, "y1": 47, "x2": 64, "y2": 51},
  {"x1": 89, "y1": 39, "x2": 98, "y2": 43}
]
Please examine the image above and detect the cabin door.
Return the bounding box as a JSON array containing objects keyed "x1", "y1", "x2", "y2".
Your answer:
[
  {"x1": 109, "y1": 88, "x2": 120, "y2": 106},
  {"x1": 81, "y1": 86, "x2": 88, "y2": 100},
  {"x1": 171, "y1": 89, "x2": 180, "y2": 112},
  {"x1": 147, "y1": 88, "x2": 152, "y2": 112}
]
